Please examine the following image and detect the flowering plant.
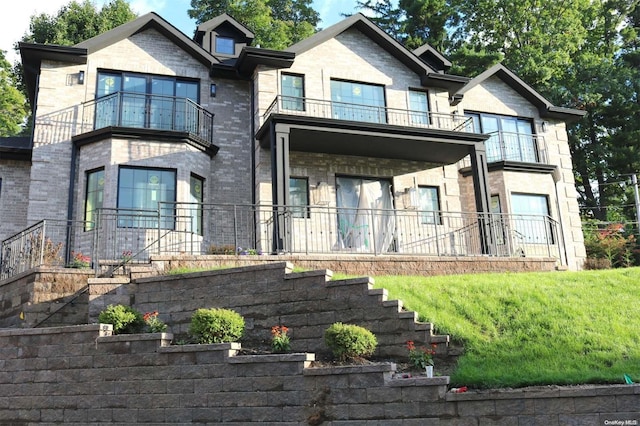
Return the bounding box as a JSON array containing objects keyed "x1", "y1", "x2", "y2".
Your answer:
[
  {"x1": 122, "y1": 250, "x2": 133, "y2": 262},
  {"x1": 143, "y1": 311, "x2": 167, "y2": 333},
  {"x1": 69, "y1": 251, "x2": 90, "y2": 268},
  {"x1": 406, "y1": 340, "x2": 437, "y2": 369},
  {"x1": 271, "y1": 325, "x2": 291, "y2": 353}
]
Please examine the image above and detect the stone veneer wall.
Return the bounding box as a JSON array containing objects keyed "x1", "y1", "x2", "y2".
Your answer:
[{"x1": 0, "y1": 324, "x2": 637, "y2": 424}]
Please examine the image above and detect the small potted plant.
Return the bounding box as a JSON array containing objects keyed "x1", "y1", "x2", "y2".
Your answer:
[{"x1": 406, "y1": 340, "x2": 437, "y2": 377}]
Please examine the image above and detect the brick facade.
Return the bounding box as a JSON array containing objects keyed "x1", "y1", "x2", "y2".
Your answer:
[{"x1": 4, "y1": 12, "x2": 587, "y2": 272}]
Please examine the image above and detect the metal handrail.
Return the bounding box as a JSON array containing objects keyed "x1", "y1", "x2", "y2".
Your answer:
[
  {"x1": 79, "y1": 91, "x2": 215, "y2": 144},
  {"x1": 1, "y1": 206, "x2": 563, "y2": 282},
  {"x1": 263, "y1": 95, "x2": 473, "y2": 132}
]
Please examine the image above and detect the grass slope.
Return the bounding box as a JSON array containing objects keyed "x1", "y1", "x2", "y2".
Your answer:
[{"x1": 368, "y1": 268, "x2": 640, "y2": 389}]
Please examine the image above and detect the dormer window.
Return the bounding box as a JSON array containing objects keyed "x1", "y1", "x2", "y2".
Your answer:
[{"x1": 215, "y1": 36, "x2": 235, "y2": 54}]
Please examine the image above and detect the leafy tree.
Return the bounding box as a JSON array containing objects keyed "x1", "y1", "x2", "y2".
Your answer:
[
  {"x1": 19, "y1": 0, "x2": 136, "y2": 46},
  {"x1": 12, "y1": 0, "x2": 137, "y2": 135},
  {"x1": 188, "y1": 0, "x2": 319, "y2": 49},
  {"x1": 0, "y1": 51, "x2": 28, "y2": 136}
]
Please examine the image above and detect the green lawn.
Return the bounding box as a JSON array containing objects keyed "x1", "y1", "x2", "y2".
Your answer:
[{"x1": 364, "y1": 267, "x2": 640, "y2": 389}]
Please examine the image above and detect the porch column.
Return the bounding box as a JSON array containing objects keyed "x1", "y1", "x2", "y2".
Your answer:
[
  {"x1": 469, "y1": 144, "x2": 494, "y2": 255},
  {"x1": 270, "y1": 124, "x2": 291, "y2": 253}
]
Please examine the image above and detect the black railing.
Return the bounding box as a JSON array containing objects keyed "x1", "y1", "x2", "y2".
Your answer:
[
  {"x1": 264, "y1": 95, "x2": 473, "y2": 131},
  {"x1": 80, "y1": 92, "x2": 214, "y2": 144},
  {"x1": 485, "y1": 131, "x2": 547, "y2": 163}
]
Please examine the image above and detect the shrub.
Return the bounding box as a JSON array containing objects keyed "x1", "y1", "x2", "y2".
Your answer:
[
  {"x1": 98, "y1": 304, "x2": 145, "y2": 334},
  {"x1": 188, "y1": 308, "x2": 245, "y2": 344},
  {"x1": 324, "y1": 322, "x2": 377, "y2": 361}
]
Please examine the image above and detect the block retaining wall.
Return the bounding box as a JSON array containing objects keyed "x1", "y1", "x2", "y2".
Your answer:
[
  {"x1": 0, "y1": 325, "x2": 637, "y2": 425},
  {"x1": 152, "y1": 254, "x2": 558, "y2": 277},
  {"x1": 89, "y1": 262, "x2": 450, "y2": 360}
]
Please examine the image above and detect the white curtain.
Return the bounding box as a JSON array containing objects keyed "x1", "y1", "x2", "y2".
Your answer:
[{"x1": 335, "y1": 177, "x2": 395, "y2": 253}]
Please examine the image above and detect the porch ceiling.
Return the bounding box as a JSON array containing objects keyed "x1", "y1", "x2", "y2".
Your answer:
[{"x1": 257, "y1": 115, "x2": 489, "y2": 164}]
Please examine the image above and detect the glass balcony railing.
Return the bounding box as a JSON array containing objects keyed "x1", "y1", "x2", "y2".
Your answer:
[
  {"x1": 264, "y1": 95, "x2": 473, "y2": 132},
  {"x1": 80, "y1": 92, "x2": 214, "y2": 144}
]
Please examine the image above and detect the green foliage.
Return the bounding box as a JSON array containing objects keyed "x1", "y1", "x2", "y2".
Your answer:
[
  {"x1": 98, "y1": 304, "x2": 145, "y2": 334},
  {"x1": 143, "y1": 311, "x2": 168, "y2": 333},
  {"x1": 365, "y1": 269, "x2": 640, "y2": 388},
  {"x1": 271, "y1": 325, "x2": 291, "y2": 353},
  {"x1": 582, "y1": 222, "x2": 637, "y2": 268},
  {"x1": 188, "y1": 308, "x2": 245, "y2": 344},
  {"x1": 0, "y1": 51, "x2": 28, "y2": 136},
  {"x1": 188, "y1": 0, "x2": 319, "y2": 49},
  {"x1": 324, "y1": 322, "x2": 377, "y2": 361},
  {"x1": 21, "y1": 0, "x2": 137, "y2": 46},
  {"x1": 406, "y1": 340, "x2": 436, "y2": 369}
]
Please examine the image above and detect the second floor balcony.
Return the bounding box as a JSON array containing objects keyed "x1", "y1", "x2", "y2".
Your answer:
[
  {"x1": 263, "y1": 95, "x2": 473, "y2": 132},
  {"x1": 485, "y1": 131, "x2": 548, "y2": 164},
  {"x1": 79, "y1": 92, "x2": 215, "y2": 147}
]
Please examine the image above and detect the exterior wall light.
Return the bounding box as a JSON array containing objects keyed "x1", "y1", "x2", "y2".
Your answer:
[
  {"x1": 210, "y1": 83, "x2": 217, "y2": 97},
  {"x1": 78, "y1": 70, "x2": 85, "y2": 85}
]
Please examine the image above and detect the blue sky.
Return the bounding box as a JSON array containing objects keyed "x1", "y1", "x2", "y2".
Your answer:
[{"x1": 2, "y1": 0, "x2": 362, "y2": 64}]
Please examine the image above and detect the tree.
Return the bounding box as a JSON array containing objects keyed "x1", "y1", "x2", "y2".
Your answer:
[
  {"x1": 355, "y1": 0, "x2": 458, "y2": 51},
  {"x1": 188, "y1": 0, "x2": 319, "y2": 49},
  {"x1": 19, "y1": 0, "x2": 137, "y2": 46},
  {"x1": 12, "y1": 0, "x2": 137, "y2": 136},
  {"x1": 0, "y1": 51, "x2": 28, "y2": 136}
]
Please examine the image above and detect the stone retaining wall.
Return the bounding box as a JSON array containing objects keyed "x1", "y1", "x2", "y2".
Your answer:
[
  {"x1": 152, "y1": 254, "x2": 558, "y2": 277},
  {"x1": 0, "y1": 325, "x2": 637, "y2": 424},
  {"x1": 89, "y1": 262, "x2": 449, "y2": 360}
]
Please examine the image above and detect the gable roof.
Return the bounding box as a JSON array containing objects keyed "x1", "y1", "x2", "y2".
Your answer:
[
  {"x1": 195, "y1": 13, "x2": 254, "y2": 44},
  {"x1": 286, "y1": 13, "x2": 468, "y2": 94},
  {"x1": 20, "y1": 12, "x2": 220, "y2": 104},
  {"x1": 412, "y1": 44, "x2": 452, "y2": 73},
  {"x1": 76, "y1": 12, "x2": 218, "y2": 67},
  {"x1": 458, "y1": 63, "x2": 586, "y2": 122}
]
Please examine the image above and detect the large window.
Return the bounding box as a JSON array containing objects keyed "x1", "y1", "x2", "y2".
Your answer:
[
  {"x1": 468, "y1": 113, "x2": 536, "y2": 163},
  {"x1": 281, "y1": 74, "x2": 305, "y2": 111},
  {"x1": 409, "y1": 90, "x2": 430, "y2": 126},
  {"x1": 95, "y1": 71, "x2": 199, "y2": 131},
  {"x1": 418, "y1": 186, "x2": 441, "y2": 224},
  {"x1": 117, "y1": 167, "x2": 176, "y2": 229},
  {"x1": 330, "y1": 80, "x2": 386, "y2": 123},
  {"x1": 85, "y1": 169, "x2": 104, "y2": 231},
  {"x1": 289, "y1": 177, "x2": 309, "y2": 218},
  {"x1": 189, "y1": 174, "x2": 204, "y2": 235},
  {"x1": 511, "y1": 193, "x2": 552, "y2": 244}
]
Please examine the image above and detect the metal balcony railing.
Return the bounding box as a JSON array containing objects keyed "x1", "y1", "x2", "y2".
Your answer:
[
  {"x1": 1, "y1": 205, "x2": 563, "y2": 282},
  {"x1": 264, "y1": 96, "x2": 474, "y2": 132},
  {"x1": 485, "y1": 131, "x2": 548, "y2": 164},
  {"x1": 79, "y1": 92, "x2": 214, "y2": 144}
]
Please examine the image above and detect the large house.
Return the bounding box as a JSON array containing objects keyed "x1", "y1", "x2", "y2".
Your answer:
[{"x1": 0, "y1": 12, "x2": 586, "y2": 277}]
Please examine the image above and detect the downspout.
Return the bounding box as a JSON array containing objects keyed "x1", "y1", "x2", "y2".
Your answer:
[{"x1": 250, "y1": 79, "x2": 257, "y2": 251}]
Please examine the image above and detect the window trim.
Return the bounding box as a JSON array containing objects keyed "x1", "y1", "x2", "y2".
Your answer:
[
  {"x1": 281, "y1": 72, "x2": 306, "y2": 112},
  {"x1": 116, "y1": 166, "x2": 177, "y2": 229},
  {"x1": 510, "y1": 192, "x2": 554, "y2": 244},
  {"x1": 289, "y1": 176, "x2": 310, "y2": 219},
  {"x1": 84, "y1": 168, "x2": 105, "y2": 231},
  {"x1": 330, "y1": 79, "x2": 387, "y2": 124},
  {"x1": 408, "y1": 89, "x2": 430, "y2": 126},
  {"x1": 190, "y1": 173, "x2": 205, "y2": 236},
  {"x1": 417, "y1": 185, "x2": 441, "y2": 225},
  {"x1": 215, "y1": 36, "x2": 235, "y2": 55}
]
